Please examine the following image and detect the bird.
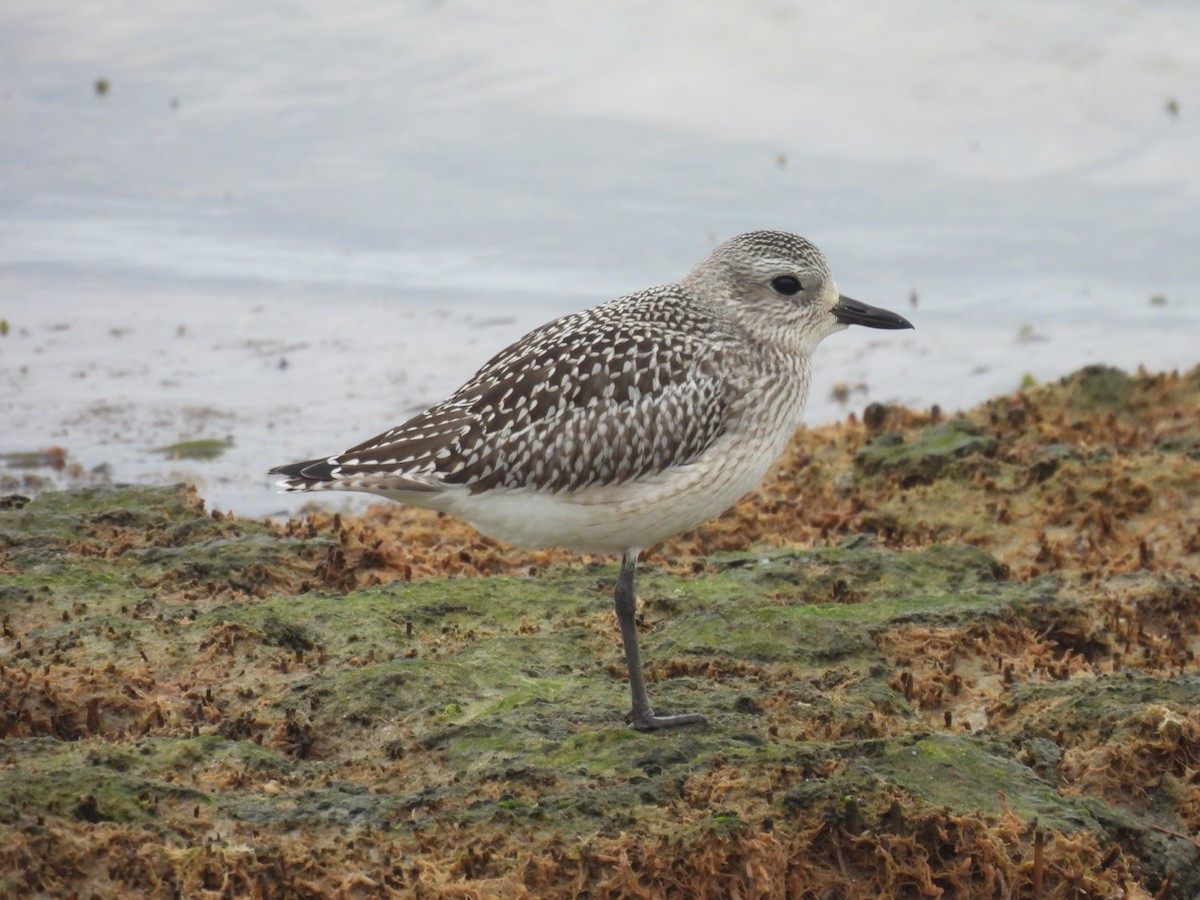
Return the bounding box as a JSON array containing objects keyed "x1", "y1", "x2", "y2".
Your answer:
[{"x1": 270, "y1": 230, "x2": 913, "y2": 730}]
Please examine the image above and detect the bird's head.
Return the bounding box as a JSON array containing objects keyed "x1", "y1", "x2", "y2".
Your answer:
[{"x1": 684, "y1": 230, "x2": 913, "y2": 354}]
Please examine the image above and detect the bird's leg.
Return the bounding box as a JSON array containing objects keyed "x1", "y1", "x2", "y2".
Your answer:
[{"x1": 614, "y1": 551, "x2": 706, "y2": 731}]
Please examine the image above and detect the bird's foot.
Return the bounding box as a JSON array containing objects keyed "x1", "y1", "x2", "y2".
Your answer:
[{"x1": 627, "y1": 709, "x2": 707, "y2": 731}]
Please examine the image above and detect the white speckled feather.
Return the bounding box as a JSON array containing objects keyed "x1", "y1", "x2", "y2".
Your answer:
[{"x1": 271, "y1": 230, "x2": 910, "y2": 553}]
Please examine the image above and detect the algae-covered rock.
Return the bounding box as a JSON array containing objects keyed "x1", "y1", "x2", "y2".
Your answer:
[
  {"x1": 2, "y1": 364, "x2": 1198, "y2": 897},
  {"x1": 1061, "y1": 364, "x2": 1137, "y2": 415},
  {"x1": 855, "y1": 418, "x2": 998, "y2": 484}
]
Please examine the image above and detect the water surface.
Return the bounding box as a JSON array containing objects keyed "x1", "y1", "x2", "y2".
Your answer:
[{"x1": 2, "y1": 0, "x2": 1197, "y2": 514}]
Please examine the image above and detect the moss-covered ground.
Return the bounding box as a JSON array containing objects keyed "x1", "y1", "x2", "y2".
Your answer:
[{"x1": 1, "y1": 364, "x2": 1198, "y2": 897}]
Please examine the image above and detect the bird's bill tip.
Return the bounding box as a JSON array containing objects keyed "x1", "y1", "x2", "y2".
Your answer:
[{"x1": 833, "y1": 295, "x2": 914, "y2": 330}]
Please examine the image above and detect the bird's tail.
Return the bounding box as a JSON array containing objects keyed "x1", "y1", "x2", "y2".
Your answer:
[{"x1": 268, "y1": 458, "x2": 339, "y2": 491}]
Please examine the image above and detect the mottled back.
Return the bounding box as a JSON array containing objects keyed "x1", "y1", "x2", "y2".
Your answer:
[{"x1": 278, "y1": 287, "x2": 742, "y2": 495}]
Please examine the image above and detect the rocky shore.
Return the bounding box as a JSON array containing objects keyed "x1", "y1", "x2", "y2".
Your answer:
[{"x1": 2, "y1": 364, "x2": 1197, "y2": 897}]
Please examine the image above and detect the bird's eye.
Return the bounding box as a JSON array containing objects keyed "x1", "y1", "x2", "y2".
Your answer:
[{"x1": 771, "y1": 275, "x2": 803, "y2": 296}]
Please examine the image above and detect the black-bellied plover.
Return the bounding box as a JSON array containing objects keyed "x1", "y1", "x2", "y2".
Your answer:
[{"x1": 271, "y1": 231, "x2": 912, "y2": 730}]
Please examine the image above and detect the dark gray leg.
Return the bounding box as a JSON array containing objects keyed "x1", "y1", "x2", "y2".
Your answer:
[{"x1": 614, "y1": 550, "x2": 706, "y2": 731}]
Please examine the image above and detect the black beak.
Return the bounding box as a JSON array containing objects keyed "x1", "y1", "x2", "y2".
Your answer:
[{"x1": 833, "y1": 295, "x2": 914, "y2": 330}]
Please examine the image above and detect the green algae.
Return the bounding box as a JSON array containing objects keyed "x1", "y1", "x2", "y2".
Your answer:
[
  {"x1": 1061, "y1": 365, "x2": 1136, "y2": 415},
  {"x1": 644, "y1": 542, "x2": 1022, "y2": 668},
  {"x1": 777, "y1": 732, "x2": 1102, "y2": 836},
  {"x1": 0, "y1": 737, "x2": 213, "y2": 825},
  {"x1": 149, "y1": 439, "x2": 233, "y2": 460},
  {"x1": 2, "y1": 483, "x2": 208, "y2": 538},
  {"x1": 870, "y1": 734, "x2": 1097, "y2": 832},
  {"x1": 855, "y1": 418, "x2": 998, "y2": 483},
  {"x1": 994, "y1": 671, "x2": 1200, "y2": 737},
  {"x1": 0, "y1": 449, "x2": 65, "y2": 470}
]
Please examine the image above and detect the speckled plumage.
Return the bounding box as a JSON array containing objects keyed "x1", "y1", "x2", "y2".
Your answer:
[
  {"x1": 329, "y1": 288, "x2": 739, "y2": 496},
  {"x1": 271, "y1": 230, "x2": 913, "y2": 729}
]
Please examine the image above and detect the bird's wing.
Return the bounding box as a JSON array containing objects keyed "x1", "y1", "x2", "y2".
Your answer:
[{"x1": 278, "y1": 291, "x2": 737, "y2": 495}]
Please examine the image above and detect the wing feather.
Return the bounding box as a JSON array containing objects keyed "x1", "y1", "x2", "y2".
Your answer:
[{"x1": 283, "y1": 289, "x2": 738, "y2": 494}]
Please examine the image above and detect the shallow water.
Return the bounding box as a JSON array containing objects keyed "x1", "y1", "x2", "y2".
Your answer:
[{"x1": 2, "y1": 0, "x2": 1197, "y2": 515}]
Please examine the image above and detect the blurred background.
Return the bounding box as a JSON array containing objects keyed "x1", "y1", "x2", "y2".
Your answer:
[{"x1": 2, "y1": 0, "x2": 1197, "y2": 515}]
